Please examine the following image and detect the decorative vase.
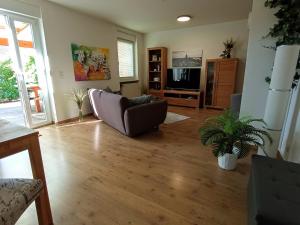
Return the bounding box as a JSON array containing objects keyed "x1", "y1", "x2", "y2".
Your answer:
[
  {"x1": 78, "y1": 109, "x2": 83, "y2": 122},
  {"x1": 218, "y1": 153, "x2": 237, "y2": 170}
]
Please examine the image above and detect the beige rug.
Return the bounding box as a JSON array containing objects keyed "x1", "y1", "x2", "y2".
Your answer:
[{"x1": 164, "y1": 112, "x2": 190, "y2": 124}]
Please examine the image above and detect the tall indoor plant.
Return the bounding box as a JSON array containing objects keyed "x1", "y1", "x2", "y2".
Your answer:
[
  {"x1": 199, "y1": 111, "x2": 272, "y2": 170},
  {"x1": 264, "y1": 0, "x2": 300, "y2": 86},
  {"x1": 262, "y1": 0, "x2": 300, "y2": 157}
]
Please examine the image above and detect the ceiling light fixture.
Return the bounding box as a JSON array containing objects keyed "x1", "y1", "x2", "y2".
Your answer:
[{"x1": 177, "y1": 15, "x2": 191, "y2": 22}]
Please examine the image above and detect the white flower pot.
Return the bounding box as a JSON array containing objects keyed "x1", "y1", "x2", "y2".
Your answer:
[{"x1": 218, "y1": 153, "x2": 238, "y2": 170}]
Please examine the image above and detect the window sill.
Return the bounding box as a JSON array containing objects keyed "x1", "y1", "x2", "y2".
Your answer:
[{"x1": 120, "y1": 80, "x2": 139, "y2": 84}]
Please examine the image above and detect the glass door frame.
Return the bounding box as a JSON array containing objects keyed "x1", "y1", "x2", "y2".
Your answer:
[{"x1": 1, "y1": 10, "x2": 52, "y2": 128}]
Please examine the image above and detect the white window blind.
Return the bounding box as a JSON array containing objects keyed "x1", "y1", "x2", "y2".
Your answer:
[{"x1": 117, "y1": 39, "x2": 135, "y2": 78}]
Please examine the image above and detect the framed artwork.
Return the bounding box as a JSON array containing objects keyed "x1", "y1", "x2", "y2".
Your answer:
[
  {"x1": 172, "y1": 49, "x2": 203, "y2": 68},
  {"x1": 71, "y1": 43, "x2": 111, "y2": 81}
]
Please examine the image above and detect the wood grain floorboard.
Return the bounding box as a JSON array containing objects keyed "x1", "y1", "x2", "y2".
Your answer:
[{"x1": 0, "y1": 107, "x2": 251, "y2": 225}]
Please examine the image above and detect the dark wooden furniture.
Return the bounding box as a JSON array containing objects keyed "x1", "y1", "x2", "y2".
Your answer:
[
  {"x1": 204, "y1": 58, "x2": 239, "y2": 109},
  {"x1": 0, "y1": 120, "x2": 53, "y2": 225},
  {"x1": 149, "y1": 89, "x2": 203, "y2": 109},
  {"x1": 147, "y1": 47, "x2": 167, "y2": 91},
  {"x1": 148, "y1": 47, "x2": 202, "y2": 109}
]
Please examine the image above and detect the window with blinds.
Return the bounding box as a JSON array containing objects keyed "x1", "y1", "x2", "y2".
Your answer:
[{"x1": 117, "y1": 39, "x2": 135, "y2": 78}]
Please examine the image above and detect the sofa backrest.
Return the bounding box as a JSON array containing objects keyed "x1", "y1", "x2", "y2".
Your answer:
[
  {"x1": 88, "y1": 89, "x2": 102, "y2": 119},
  {"x1": 98, "y1": 91, "x2": 128, "y2": 134}
]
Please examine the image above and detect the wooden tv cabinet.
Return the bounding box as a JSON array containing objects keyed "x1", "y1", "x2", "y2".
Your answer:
[{"x1": 149, "y1": 89, "x2": 203, "y2": 109}]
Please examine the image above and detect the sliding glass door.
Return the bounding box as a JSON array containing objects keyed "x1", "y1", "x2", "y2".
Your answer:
[{"x1": 0, "y1": 11, "x2": 52, "y2": 128}]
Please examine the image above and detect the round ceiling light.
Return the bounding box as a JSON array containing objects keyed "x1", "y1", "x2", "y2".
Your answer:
[{"x1": 177, "y1": 15, "x2": 191, "y2": 22}]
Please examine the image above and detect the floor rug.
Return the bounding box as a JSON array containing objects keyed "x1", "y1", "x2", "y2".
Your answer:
[{"x1": 164, "y1": 112, "x2": 190, "y2": 124}]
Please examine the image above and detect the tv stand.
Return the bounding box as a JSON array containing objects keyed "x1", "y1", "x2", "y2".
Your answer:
[
  {"x1": 147, "y1": 47, "x2": 203, "y2": 109},
  {"x1": 149, "y1": 89, "x2": 203, "y2": 109}
]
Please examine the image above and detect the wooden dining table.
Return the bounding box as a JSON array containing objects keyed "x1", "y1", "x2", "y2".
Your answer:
[{"x1": 0, "y1": 119, "x2": 53, "y2": 225}]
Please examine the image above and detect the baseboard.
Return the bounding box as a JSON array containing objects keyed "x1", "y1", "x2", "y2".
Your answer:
[{"x1": 56, "y1": 113, "x2": 93, "y2": 125}]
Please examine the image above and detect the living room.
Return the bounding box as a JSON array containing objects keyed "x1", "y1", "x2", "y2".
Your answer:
[{"x1": 0, "y1": 0, "x2": 299, "y2": 225}]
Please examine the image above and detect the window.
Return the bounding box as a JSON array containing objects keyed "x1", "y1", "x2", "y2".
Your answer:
[{"x1": 117, "y1": 39, "x2": 136, "y2": 80}]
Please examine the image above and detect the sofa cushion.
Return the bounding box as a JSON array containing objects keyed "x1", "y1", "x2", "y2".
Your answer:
[
  {"x1": 128, "y1": 95, "x2": 153, "y2": 107},
  {"x1": 0, "y1": 178, "x2": 43, "y2": 225},
  {"x1": 249, "y1": 155, "x2": 300, "y2": 225}
]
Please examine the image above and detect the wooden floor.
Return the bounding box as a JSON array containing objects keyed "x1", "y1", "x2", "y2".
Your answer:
[{"x1": 0, "y1": 107, "x2": 252, "y2": 225}]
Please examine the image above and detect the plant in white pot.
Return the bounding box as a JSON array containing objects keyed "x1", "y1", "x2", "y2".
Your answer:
[{"x1": 199, "y1": 111, "x2": 273, "y2": 170}]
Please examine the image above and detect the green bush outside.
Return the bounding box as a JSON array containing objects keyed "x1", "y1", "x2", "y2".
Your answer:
[{"x1": 0, "y1": 59, "x2": 19, "y2": 102}]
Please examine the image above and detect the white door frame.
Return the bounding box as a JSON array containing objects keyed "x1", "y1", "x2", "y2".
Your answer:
[{"x1": 1, "y1": 10, "x2": 52, "y2": 128}]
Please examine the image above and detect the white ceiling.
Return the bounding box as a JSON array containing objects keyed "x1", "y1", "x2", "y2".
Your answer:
[{"x1": 48, "y1": 0, "x2": 252, "y2": 33}]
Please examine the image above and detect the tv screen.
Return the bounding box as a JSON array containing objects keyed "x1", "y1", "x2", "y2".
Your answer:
[{"x1": 167, "y1": 68, "x2": 200, "y2": 90}]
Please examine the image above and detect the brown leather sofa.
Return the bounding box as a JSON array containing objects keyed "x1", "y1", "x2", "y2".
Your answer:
[{"x1": 88, "y1": 89, "x2": 168, "y2": 137}]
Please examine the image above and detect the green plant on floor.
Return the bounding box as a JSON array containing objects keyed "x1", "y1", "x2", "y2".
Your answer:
[
  {"x1": 199, "y1": 110, "x2": 273, "y2": 158},
  {"x1": 69, "y1": 89, "x2": 87, "y2": 122},
  {"x1": 0, "y1": 59, "x2": 19, "y2": 102}
]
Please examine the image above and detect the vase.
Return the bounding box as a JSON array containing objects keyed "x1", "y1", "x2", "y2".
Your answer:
[
  {"x1": 218, "y1": 153, "x2": 237, "y2": 170},
  {"x1": 78, "y1": 109, "x2": 83, "y2": 122}
]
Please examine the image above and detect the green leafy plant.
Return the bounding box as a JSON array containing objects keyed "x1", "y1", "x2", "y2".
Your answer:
[
  {"x1": 24, "y1": 56, "x2": 38, "y2": 84},
  {"x1": 199, "y1": 111, "x2": 273, "y2": 158},
  {"x1": 220, "y1": 38, "x2": 235, "y2": 58},
  {"x1": 68, "y1": 89, "x2": 87, "y2": 122},
  {"x1": 264, "y1": 0, "x2": 300, "y2": 87},
  {"x1": 0, "y1": 59, "x2": 19, "y2": 102},
  {"x1": 264, "y1": 0, "x2": 300, "y2": 47}
]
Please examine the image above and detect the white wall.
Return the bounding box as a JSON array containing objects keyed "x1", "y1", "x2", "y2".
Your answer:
[
  {"x1": 240, "y1": 0, "x2": 300, "y2": 163},
  {"x1": 239, "y1": 0, "x2": 277, "y2": 118},
  {"x1": 144, "y1": 20, "x2": 249, "y2": 93},
  {"x1": 1, "y1": 0, "x2": 144, "y2": 122}
]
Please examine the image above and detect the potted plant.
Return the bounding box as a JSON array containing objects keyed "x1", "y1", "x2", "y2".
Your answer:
[
  {"x1": 263, "y1": 0, "x2": 300, "y2": 87},
  {"x1": 220, "y1": 38, "x2": 235, "y2": 58},
  {"x1": 69, "y1": 89, "x2": 87, "y2": 122},
  {"x1": 199, "y1": 111, "x2": 272, "y2": 170}
]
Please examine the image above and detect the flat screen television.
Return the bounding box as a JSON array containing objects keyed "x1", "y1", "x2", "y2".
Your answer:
[{"x1": 166, "y1": 68, "x2": 200, "y2": 90}]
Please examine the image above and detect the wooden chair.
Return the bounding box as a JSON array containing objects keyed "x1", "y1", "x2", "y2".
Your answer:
[{"x1": 0, "y1": 178, "x2": 44, "y2": 225}]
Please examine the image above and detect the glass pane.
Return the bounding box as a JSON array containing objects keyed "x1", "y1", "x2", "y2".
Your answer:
[
  {"x1": 14, "y1": 20, "x2": 47, "y2": 125},
  {"x1": 118, "y1": 40, "x2": 134, "y2": 78},
  {"x1": 205, "y1": 62, "x2": 215, "y2": 105},
  {"x1": 0, "y1": 15, "x2": 25, "y2": 126}
]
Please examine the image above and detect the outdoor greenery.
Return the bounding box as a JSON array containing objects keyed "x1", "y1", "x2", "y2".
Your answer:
[
  {"x1": 199, "y1": 111, "x2": 273, "y2": 159},
  {"x1": 0, "y1": 59, "x2": 19, "y2": 102},
  {"x1": 0, "y1": 56, "x2": 38, "y2": 102},
  {"x1": 25, "y1": 56, "x2": 38, "y2": 84}
]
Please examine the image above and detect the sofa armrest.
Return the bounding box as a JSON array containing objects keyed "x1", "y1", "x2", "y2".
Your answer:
[{"x1": 124, "y1": 100, "x2": 167, "y2": 137}]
